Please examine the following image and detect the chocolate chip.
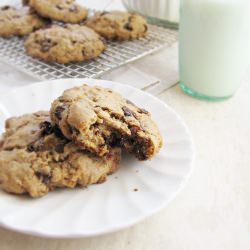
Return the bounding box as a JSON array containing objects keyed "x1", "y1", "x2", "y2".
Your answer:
[
  {"x1": 105, "y1": 133, "x2": 120, "y2": 147},
  {"x1": 144, "y1": 24, "x2": 148, "y2": 32},
  {"x1": 55, "y1": 143, "x2": 65, "y2": 153},
  {"x1": 54, "y1": 105, "x2": 65, "y2": 120},
  {"x1": 40, "y1": 121, "x2": 53, "y2": 135},
  {"x1": 53, "y1": 126, "x2": 62, "y2": 138},
  {"x1": 27, "y1": 143, "x2": 35, "y2": 152},
  {"x1": 124, "y1": 22, "x2": 133, "y2": 31},
  {"x1": 138, "y1": 108, "x2": 149, "y2": 115},
  {"x1": 124, "y1": 15, "x2": 134, "y2": 31},
  {"x1": 122, "y1": 106, "x2": 139, "y2": 119},
  {"x1": 69, "y1": 126, "x2": 79, "y2": 135},
  {"x1": 40, "y1": 39, "x2": 56, "y2": 53},
  {"x1": 129, "y1": 126, "x2": 140, "y2": 134},
  {"x1": 1, "y1": 6, "x2": 11, "y2": 11},
  {"x1": 35, "y1": 172, "x2": 51, "y2": 185},
  {"x1": 122, "y1": 106, "x2": 133, "y2": 116}
]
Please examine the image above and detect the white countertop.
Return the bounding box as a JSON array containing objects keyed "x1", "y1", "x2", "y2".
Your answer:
[{"x1": 1, "y1": 1, "x2": 250, "y2": 249}]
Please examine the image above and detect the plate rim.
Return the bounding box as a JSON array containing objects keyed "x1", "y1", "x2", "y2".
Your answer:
[{"x1": 0, "y1": 78, "x2": 195, "y2": 238}]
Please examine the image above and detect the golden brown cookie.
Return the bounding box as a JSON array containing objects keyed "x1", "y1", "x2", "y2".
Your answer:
[
  {"x1": 50, "y1": 85, "x2": 163, "y2": 160},
  {"x1": 0, "y1": 111, "x2": 121, "y2": 197},
  {"x1": 29, "y1": 0, "x2": 88, "y2": 23},
  {"x1": 24, "y1": 24, "x2": 106, "y2": 64},
  {"x1": 0, "y1": 5, "x2": 48, "y2": 37},
  {"x1": 86, "y1": 11, "x2": 148, "y2": 41}
]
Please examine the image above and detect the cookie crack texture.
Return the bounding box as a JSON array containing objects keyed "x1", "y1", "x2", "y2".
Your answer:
[
  {"x1": 24, "y1": 25, "x2": 106, "y2": 64},
  {"x1": 0, "y1": 111, "x2": 121, "y2": 197},
  {"x1": 29, "y1": 0, "x2": 88, "y2": 23},
  {"x1": 86, "y1": 11, "x2": 148, "y2": 41},
  {"x1": 0, "y1": 5, "x2": 48, "y2": 37},
  {"x1": 50, "y1": 85, "x2": 163, "y2": 160}
]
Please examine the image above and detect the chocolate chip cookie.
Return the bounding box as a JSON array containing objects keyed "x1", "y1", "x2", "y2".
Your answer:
[
  {"x1": 0, "y1": 5, "x2": 48, "y2": 37},
  {"x1": 29, "y1": 0, "x2": 88, "y2": 23},
  {"x1": 86, "y1": 11, "x2": 148, "y2": 41},
  {"x1": 0, "y1": 111, "x2": 121, "y2": 197},
  {"x1": 24, "y1": 24, "x2": 106, "y2": 64},
  {"x1": 50, "y1": 85, "x2": 163, "y2": 160}
]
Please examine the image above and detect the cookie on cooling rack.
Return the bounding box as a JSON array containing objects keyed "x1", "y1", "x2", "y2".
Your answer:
[
  {"x1": 50, "y1": 84, "x2": 163, "y2": 160},
  {"x1": 86, "y1": 11, "x2": 148, "y2": 41},
  {"x1": 0, "y1": 111, "x2": 121, "y2": 197},
  {"x1": 29, "y1": 0, "x2": 88, "y2": 23},
  {"x1": 24, "y1": 24, "x2": 106, "y2": 64},
  {"x1": 0, "y1": 5, "x2": 48, "y2": 37}
]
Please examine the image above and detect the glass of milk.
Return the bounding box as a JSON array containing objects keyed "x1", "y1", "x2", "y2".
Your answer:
[
  {"x1": 122, "y1": 0, "x2": 180, "y2": 29},
  {"x1": 179, "y1": 0, "x2": 250, "y2": 101}
]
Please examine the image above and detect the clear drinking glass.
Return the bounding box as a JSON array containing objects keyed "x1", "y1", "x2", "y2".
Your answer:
[
  {"x1": 179, "y1": 0, "x2": 250, "y2": 101},
  {"x1": 122, "y1": 0, "x2": 180, "y2": 29}
]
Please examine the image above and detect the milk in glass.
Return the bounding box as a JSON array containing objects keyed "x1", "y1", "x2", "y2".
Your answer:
[{"x1": 179, "y1": 0, "x2": 250, "y2": 100}]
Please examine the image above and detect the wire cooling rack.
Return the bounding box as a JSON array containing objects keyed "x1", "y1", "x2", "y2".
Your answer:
[{"x1": 0, "y1": 24, "x2": 177, "y2": 81}]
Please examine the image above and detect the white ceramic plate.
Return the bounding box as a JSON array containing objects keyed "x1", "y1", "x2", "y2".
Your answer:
[{"x1": 0, "y1": 79, "x2": 194, "y2": 238}]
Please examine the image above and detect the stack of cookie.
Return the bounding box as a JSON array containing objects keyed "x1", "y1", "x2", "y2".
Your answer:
[
  {"x1": 0, "y1": 0, "x2": 148, "y2": 64},
  {"x1": 0, "y1": 85, "x2": 163, "y2": 197}
]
